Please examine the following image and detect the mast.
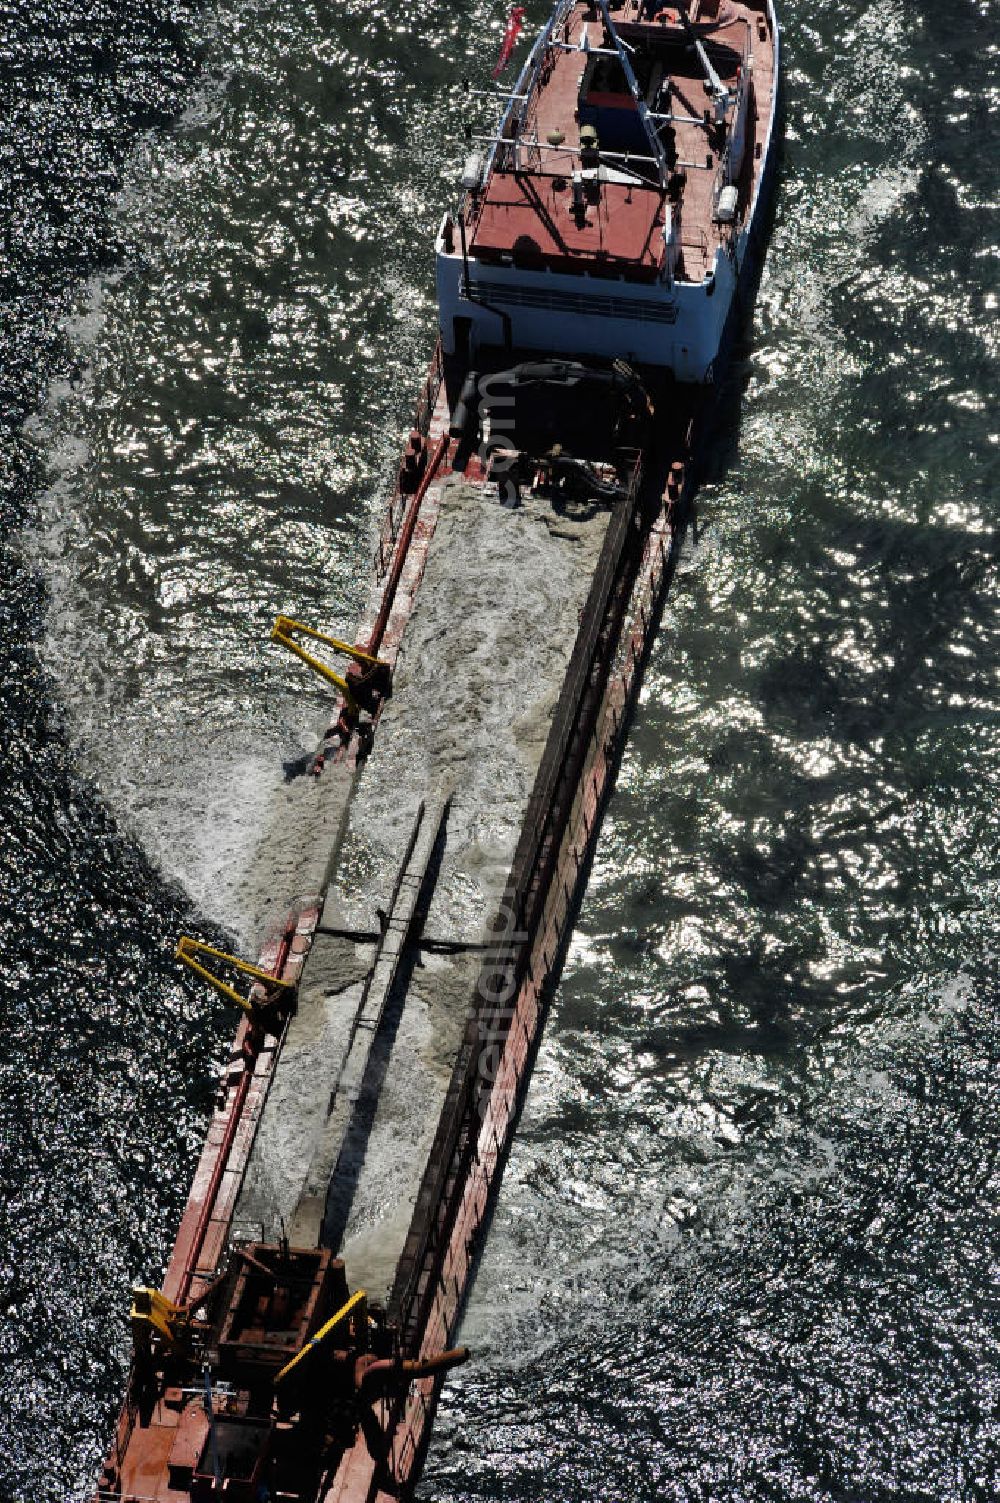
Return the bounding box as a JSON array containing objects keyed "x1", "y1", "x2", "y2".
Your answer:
[{"x1": 595, "y1": 0, "x2": 670, "y2": 186}]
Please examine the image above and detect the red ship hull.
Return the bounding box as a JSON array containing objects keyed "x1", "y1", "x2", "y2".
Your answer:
[{"x1": 95, "y1": 343, "x2": 701, "y2": 1502}]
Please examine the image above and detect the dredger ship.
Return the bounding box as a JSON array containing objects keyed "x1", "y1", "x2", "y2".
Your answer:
[{"x1": 93, "y1": 0, "x2": 778, "y2": 1497}]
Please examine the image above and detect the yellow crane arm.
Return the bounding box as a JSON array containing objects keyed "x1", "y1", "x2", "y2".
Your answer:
[
  {"x1": 130, "y1": 1287, "x2": 190, "y2": 1350},
  {"x1": 175, "y1": 935, "x2": 294, "y2": 1017},
  {"x1": 270, "y1": 616, "x2": 388, "y2": 716},
  {"x1": 274, "y1": 1289, "x2": 368, "y2": 1388}
]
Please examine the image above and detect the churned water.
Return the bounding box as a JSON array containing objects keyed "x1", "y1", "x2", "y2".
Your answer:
[{"x1": 0, "y1": 0, "x2": 997, "y2": 1498}]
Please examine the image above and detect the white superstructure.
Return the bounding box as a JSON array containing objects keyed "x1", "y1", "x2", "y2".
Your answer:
[{"x1": 436, "y1": 0, "x2": 779, "y2": 382}]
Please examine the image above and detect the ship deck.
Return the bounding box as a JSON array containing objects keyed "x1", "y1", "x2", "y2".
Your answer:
[
  {"x1": 471, "y1": 172, "x2": 666, "y2": 278},
  {"x1": 469, "y1": 0, "x2": 774, "y2": 281}
]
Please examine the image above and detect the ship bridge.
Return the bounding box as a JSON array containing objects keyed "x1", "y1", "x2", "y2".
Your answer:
[{"x1": 436, "y1": 0, "x2": 776, "y2": 380}]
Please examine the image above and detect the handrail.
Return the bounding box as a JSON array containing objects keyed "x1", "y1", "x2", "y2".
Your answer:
[
  {"x1": 175, "y1": 920, "x2": 296, "y2": 1304},
  {"x1": 509, "y1": 0, "x2": 574, "y2": 160},
  {"x1": 711, "y1": 25, "x2": 754, "y2": 212},
  {"x1": 366, "y1": 431, "x2": 448, "y2": 656}
]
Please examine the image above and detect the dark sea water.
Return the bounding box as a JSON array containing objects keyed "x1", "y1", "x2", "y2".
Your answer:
[{"x1": 0, "y1": 0, "x2": 997, "y2": 1499}]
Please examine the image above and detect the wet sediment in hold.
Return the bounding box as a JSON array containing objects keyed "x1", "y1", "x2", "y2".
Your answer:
[{"x1": 233, "y1": 474, "x2": 612, "y2": 1298}]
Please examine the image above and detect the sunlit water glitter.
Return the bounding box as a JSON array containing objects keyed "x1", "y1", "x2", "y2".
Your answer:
[{"x1": 1, "y1": 0, "x2": 998, "y2": 1499}]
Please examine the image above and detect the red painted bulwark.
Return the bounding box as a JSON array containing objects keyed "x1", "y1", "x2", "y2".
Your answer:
[{"x1": 94, "y1": 360, "x2": 697, "y2": 1503}]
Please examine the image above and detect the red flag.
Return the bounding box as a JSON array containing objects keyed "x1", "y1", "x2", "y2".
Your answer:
[{"x1": 492, "y1": 6, "x2": 526, "y2": 78}]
